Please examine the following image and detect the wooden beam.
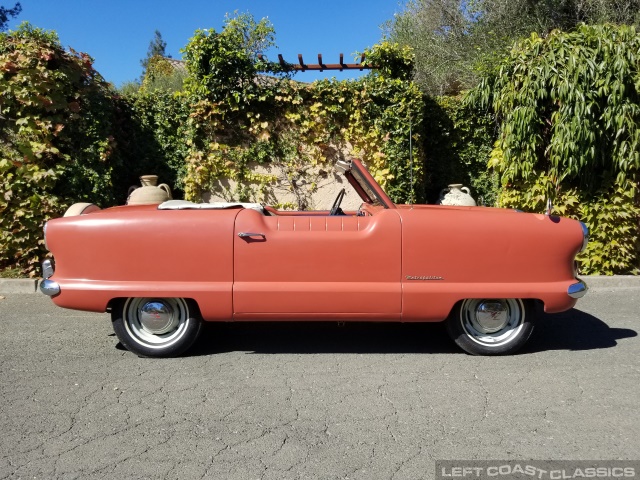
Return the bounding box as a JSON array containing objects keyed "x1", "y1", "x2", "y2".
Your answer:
[{"x1": 253, "y1": 53, "x2": 374, "y2": 71}]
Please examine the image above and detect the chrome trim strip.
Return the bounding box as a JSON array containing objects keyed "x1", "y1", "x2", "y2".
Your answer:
[
  {"x1": 579, "y1": 221, "x2": 589, "y2": 252},
  {"x1": 568, "y1": 280, "x2": 588, "y2": 299},
  {"x1": 42, "y1": 259, "x2": 54, "y2": 279},
  {"x1": 40, "y1": 279, "x2": 60, "y2": 296},
  {"x1": 43, "y1": 222, "x2": 49, "y2": 250}
]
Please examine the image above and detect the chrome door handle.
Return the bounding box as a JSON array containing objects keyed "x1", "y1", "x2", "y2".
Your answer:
[{"x1": 238, "y1": 232, "x2": 265, "y2": 238}]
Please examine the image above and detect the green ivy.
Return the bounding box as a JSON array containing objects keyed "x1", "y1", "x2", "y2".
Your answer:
[{"x1": 180, "y1": 14, "x2": 425, "y2": 206}]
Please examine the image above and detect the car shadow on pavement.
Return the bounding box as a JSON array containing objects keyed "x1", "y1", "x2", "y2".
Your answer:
[
  {"x1": 185, "y1": 308, "x2": 637, "y2": 356},
  {"x1": 189, "y1": 321, "x2": 459, "y2": 356},
  {"x1": 525, "y1": 308, "x2": 637, "y2": 353}
]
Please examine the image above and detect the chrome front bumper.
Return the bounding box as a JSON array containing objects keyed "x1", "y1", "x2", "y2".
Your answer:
[
  {"x1": 40, "y1": 259, "x2": 60, "y2": 296},
  {"x1": 568, "y1": 279, "x2": 588, "y2": 299}
]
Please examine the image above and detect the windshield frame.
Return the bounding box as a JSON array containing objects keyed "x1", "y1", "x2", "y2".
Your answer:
[{"x1": 336, "y1": 159, "x2": 396, "y2": 209}]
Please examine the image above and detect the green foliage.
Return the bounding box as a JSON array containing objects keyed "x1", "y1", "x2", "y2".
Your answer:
[
  {"x1": 181, "y1": 13, "x2": 280, "y2": 106},
  {"x1": 423, "y1": 95, "x2": 499, "y2": 205},
  {"x1": 117, "y1": 80, "x2": 141, "y2": 96},
  {"x1": 0, "y1": 24, "x2": 189, "y2": 276},
  {"x1": 182, "y1": 74, "x2": 425, "y2": 206},
  {"x1": 141, "y1": 29, "x2": 168, "y2": 74},
  {"x1": 469, "y1": 24, "x2": 640, "y2": 195},
  {"x1": 386, "y1": 0, "x2": 640, "y2": 95},
  {"x1": 468, "y1": 23, "x2": 640, "y2": 273},
  {"x1": 180, "y1": 12, "x2": 426, "y2": 207},
  {"x1": 141, "y1": 55, "x2": 186, "y2": 93},
  {"x1": 360, "y1": 41, "x2": 415, "y2": 81},
  {"x1": 385, "y1": 0, "x2": 473, "y2": 95},
  {"x1": 123, "y1": 90, "x2": 190, "y2": 193}
]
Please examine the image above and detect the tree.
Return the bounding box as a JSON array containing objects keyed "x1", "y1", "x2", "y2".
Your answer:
[
  {"x1": 386, "y1": 0, "x2": 640, "y2": 95},
  {"x1": 181, "y1": 12, "x2": 277, "y2": 104},
  {"x1": 384, "y1": 0, "x2": 476, "y2": 95},
  {"x1": 141, "y1": 30, "x2": 169, "y2": 74},
  {"x1": 0, "y1": 2, "x2": 21, "y2": 31}
]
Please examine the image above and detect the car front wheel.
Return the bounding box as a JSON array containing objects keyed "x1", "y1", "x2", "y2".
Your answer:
[
  {"x1": 446, "y1": 298, "x2": 535, "y2": 355},
  {"x1": 112, "y1": 297, "x2": 202, "y2": 357}
]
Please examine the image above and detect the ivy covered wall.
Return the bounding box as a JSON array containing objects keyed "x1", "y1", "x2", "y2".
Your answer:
[{"x1": 178, "y1": 18, "x2": 426, "y2": 208}]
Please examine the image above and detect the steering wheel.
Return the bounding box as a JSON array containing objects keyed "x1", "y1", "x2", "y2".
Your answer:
[{"x1": 329, "y1": 188, "x2": 346, "y2": 216}]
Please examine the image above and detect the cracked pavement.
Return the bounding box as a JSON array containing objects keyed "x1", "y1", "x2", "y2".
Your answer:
[{"x1": 0, "y1": 289, "x2": 638, "y2": 479}]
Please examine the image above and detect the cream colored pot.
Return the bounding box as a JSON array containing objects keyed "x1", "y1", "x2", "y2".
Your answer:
[
  {"x1": 127, "y1": 175, "x2": 172, "y2": 205},
  {"x1": 438, "y1": 184, "x2": 476, "y2": 206}
]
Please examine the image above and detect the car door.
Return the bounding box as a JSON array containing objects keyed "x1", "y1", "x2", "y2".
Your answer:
[{"x1": 233, "y1": 208, "x2": 402, "y2": 319}]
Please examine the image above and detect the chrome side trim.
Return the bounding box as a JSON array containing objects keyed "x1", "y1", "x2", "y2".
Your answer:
[
  {"x1": 43, "y1": 222, "x2": 49, "y2": 250},
  {"x1": 568, "y1": 280, "x2": 588, "y2": 299},
  {"x1": 579, "y1": 222, "x2": 589, "y2": 252},
  {"x1": 40, "y1": 279, "x2": 60, "y2": 296},
  {"x1": 42, "y1": 259, "x2": 54, "y2": 279}
]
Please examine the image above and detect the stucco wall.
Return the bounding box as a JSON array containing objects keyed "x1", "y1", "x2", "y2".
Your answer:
[{"x1": 202, "y1": 162, "x2": 364, "y2": 211}]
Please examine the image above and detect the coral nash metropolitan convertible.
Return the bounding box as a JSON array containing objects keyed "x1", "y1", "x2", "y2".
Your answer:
[{"x1": 40, "y1": 159, "x2": 588, "y2": 357}]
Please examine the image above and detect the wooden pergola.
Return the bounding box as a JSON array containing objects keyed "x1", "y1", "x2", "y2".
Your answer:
[{"x1": 257, "y1": 53, "x2": 373, "y2": 72}]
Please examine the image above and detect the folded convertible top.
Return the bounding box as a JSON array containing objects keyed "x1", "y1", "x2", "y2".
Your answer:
[{"x1": 158, "y1": 200, "x2": 263, "y2": 212}]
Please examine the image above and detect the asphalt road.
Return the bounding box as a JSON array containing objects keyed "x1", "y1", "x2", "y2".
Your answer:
[{"x1": 0, "y1": 289, "x2": 638, "y2": 480}]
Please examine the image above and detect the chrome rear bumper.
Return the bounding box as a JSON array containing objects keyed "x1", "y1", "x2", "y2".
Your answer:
[
  {"x1": 40, "y1": 259, "x2": 60, "y2": 297},
  {"x1": 568, "y1": 280, "x2": 588, "y2": 299}
]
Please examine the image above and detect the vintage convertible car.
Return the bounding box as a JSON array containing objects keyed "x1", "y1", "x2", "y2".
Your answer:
[{"x1": 40, "y1": 159, "x2": 588, "y2": 357}]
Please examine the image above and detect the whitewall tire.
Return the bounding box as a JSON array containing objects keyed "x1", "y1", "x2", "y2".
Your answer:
[
  {"x1": 111, "y1": 297, "x2": 202, "y2": 357},
  {"x1": 446, "y1": 298, "x2": 535, "y2": 355}
]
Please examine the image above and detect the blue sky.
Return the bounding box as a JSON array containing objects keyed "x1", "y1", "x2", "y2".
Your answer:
[{"x1": 6, "y1": 0, "x2": 404, "y2": 87}]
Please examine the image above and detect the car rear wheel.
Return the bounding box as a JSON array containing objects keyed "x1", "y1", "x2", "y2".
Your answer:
[
  {"x1": 446, "y1": 298, "x2": 535, "y2": 355},
  {"x1": 112, "y1": 297, "x2": 202, "y2": 357}
]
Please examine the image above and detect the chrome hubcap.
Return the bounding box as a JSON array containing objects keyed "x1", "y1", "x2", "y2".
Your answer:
[
  {"x1": 123, "y1": 297, "x2": 190, "y2": 349},
  {"x1": 139, "y1": 301, "x2": 178, "y2": 334},
  {"x1": 474, "y1": 300, "x2": 509, "y2": 333},
  {"x1": 460, "y1": 298, "x2": 525, "y2": 346}
]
